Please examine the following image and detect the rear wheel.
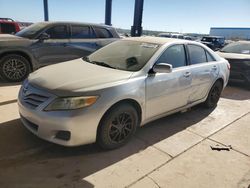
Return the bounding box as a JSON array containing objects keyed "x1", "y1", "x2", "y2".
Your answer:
[
  {"x1": 204, "y1": 80, "x2": 223, "y2": 108},
  {"x1": 97, "y1": 103, "x2": 139, "y2": 150},
  {"x1": 0, "y1": 54, "x2": 31, "y2": 82}
]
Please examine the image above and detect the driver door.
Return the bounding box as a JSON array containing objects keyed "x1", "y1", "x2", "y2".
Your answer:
[
  {"x1": 31, "y1": 25, "x2": 72, "y2": 66},
  {"x1": 146, "y1": 44, "x2": 192, "y2": 120}
]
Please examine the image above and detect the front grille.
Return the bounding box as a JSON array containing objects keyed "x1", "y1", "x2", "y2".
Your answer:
[
  {"x1": 21, "y1": 84, "x2": 50, "y2": 109},
  {"x1": 23, "y1": 93, "x2": 49, "y2": 108}
]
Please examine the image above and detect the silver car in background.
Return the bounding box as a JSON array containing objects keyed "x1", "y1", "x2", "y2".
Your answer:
[{"x1": 18, "y1": 37, "x2": 230, "y2": 149}]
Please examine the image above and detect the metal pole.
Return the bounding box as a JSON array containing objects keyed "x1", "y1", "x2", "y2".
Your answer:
[
  {"x1": 105, "y1": 0, "x2": 112, "y2": 25},
  {"x1": 43, "y1": 0, "x2": 49, "y2": 21},
  {"x1": 131, "y1": 0, "x2": 144, "y2": 36}
]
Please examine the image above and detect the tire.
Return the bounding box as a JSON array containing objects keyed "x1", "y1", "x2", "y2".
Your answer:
[
  {"x1": 97, "y1": 103, "x2": 139, "y2": 150},
  {"x1": 204, "y1": 80, "x2": 223, "y2": 108},
  {"x1": 0, "y1": 54, "x2": 31, "y2": 82}
]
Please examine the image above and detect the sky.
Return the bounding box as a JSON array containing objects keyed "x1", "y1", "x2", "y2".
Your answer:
[{"x1": 0, "y1": 0, "x2": 250, "y2": 34}]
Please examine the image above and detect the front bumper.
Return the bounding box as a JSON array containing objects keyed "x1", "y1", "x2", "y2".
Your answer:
[{"x1": 18, "y1": 84, "x2": 103, "y2": 146}]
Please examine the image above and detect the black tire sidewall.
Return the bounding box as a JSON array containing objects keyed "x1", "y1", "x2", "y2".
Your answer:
[
  {"x1": 205, "y1": 81, "x2": 223, "y2": 108},
  {"x1": 0, "y1": 54, "x2": 30, "y2": 82},
  {"x1": 97, "y1": 103, "x2": 139, "y2": 150}
]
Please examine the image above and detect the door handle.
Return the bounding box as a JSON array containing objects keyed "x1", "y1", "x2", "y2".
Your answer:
[
  {"x1": 211, "y1": 66, "x2": 217, "y2": 71},
  {"x1": 183, "y1": 72, "x2": 191, "y2": 77}
]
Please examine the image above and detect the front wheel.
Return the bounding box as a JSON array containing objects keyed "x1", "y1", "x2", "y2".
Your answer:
[
  {"x1": 204, "y1": 81, "x2": 223, "y2": 108},
  {"x1": 0, "y1": 54, "x2": 31, "y2": 82},
  {"x1": 97, "y1": 103, "x2": 139, "y2": 150}
]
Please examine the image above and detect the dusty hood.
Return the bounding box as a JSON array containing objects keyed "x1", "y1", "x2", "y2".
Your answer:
[
  {"x1": 28, "y1": 58, "x2": 133, "y2": 95},
  {"x1": 216, "y1": 51, "x2": 250, "y2": 60},
  {"x1": 0, "y1": 34, "x2": 31, "y2": 46}
]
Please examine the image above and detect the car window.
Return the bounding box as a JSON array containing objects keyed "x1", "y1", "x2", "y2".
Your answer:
[
  {"x1": 0, "y1": 23, "x2": 16, "y2": 34},
  {"x1": 188, "y1": 44, "x2": 207, "y2": 65},
  {"x1": 71, "y1": 25, "x2": 95, "y2": 39},
  {"x1": 220, "y1": 42, "x2": 250, "y2": 54},
  {"x1": 87, "y1": 40, "x2": 160, "y2": 71},
  {"x1": 45, "y1": 25, "x2": 69, "y2": 39},
  {"x1": 157, "y1": 44, "x2": 186, "y2": 68},
  {"x1": 94, "y1": 27, "x2": 112, "y2": 38},
  {"x1": 206, "y1": 51, "x2": 216, "y2": 62}
]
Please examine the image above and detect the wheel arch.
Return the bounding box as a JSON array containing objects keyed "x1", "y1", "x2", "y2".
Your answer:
[
  {"x1": 0, "y1": 51, "x2": 33, "y2": 71},
  {"x1": 97, "y1": 98, "x2": 143, "y2": 136}
]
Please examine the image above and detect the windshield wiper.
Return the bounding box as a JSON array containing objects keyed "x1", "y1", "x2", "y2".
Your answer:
[
  {"x1": 90, "y1": 61, "x2": 116, "y2": 69},
  {"x1": 82, "y1": 56, "x2": 90, "y2": 62}
]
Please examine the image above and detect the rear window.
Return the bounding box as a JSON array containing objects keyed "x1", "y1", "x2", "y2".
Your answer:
[
  {"x1": 71, "y1": 25, "x2": 95, "y2": 39},
  {"x1": 220, "y1": 42, "x2": 250, "y2": 54},
  {"x1": 94, "y1": 27, "x2": 112, "y2": 38},
  {"x1": 0, "y1": 23, "x2": 16, "y2": 34}
]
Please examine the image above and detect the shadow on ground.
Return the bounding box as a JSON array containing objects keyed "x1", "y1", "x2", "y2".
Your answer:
[
  {"x1": 0, "y1": 105, "x2": 214, "y2": 188},
  {"x1": 221, "y1": 84, "x2": 250, "y2": 100}
]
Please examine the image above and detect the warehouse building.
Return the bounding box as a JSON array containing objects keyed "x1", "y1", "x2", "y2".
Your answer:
[{"x1": 210, "y1": 27, "x2": 250, "y2": 40}]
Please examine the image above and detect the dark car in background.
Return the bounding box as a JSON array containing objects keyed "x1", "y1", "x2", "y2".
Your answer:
[
  {"x1": 217, "y1": 41, "x2": 250, "y2": 88},
  {"x1": 0, "y1": 18, "x2": 21, "y2": 34},
  {"x1": 201, "y1": 36, "x2": 225, "y2": 51},
  {"x1": 0, "y1": 21, "x2": 120, "y2": 82}
]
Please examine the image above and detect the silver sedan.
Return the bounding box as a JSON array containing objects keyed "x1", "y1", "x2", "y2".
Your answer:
[{"x1": 18, "y1": 37, "x2": 230, "y2": 149}]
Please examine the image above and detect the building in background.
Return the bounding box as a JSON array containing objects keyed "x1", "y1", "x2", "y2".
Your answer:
[{"x1": 210, "y1": 27, "x2": 250, "y2": 40}]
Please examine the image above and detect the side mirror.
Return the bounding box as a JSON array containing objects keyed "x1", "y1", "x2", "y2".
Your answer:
[
  {"x1": 153, "y1": 63, "x2": 172, "y2": 73},
  {"x1": 38, "y1": 33, "x2": 50, "y2": 41}
]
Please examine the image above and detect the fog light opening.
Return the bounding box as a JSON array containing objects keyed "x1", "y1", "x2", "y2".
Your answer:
[{"x1": 55, "y1": 131, "x2": 71, "y2": 141}]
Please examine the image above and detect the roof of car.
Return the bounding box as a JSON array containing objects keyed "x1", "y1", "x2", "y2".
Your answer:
[
  {"x1": 122, "y1": 36, "x2": 186, "y2": 45},
  {"x1": 37, "y1": 21, "x2": 114, "y2": 28}
]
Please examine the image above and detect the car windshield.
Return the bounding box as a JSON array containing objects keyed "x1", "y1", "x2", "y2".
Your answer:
[
  {"x1": 84, "y1": 40, "x2": 160, "y2": 71},
  {"x1": 220, "y1": 42, "x2": 250, "y2": 54},
  {"x1": 15, "y1": 22, "x2": 48, "y2": 39}
]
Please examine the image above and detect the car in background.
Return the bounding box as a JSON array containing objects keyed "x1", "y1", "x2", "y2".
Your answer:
[
  {"x1": 201, "y1": 36, "x2": 225, "y2": 51},
  {"x1": 171, "y1": 34, "x2": 184, "y2": 39},
  {"x1": 217, "y1": 41, "x2": 250, "y2": 87},
  {"x1": 0, "y1": 21, "x2": 120, "y2": 82},
  {"x1": 158, "y1": 33, "x2": 171, "y2": 38},
  {"x1": 0, "y1": 18, "x2": 20, "y2": 34},
  {"x1": 18, "y1": 37, "x2": 229, "y2": 149}
]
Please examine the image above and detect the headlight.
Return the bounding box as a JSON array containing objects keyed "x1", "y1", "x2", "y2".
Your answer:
[{"x1": 44, "y1": 96, "x2": 98, "y2": 111}]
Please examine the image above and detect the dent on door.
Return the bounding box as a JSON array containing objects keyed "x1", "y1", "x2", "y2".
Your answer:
[{"x1": 145, "y1": 68, "x2": 192, "y2": 120}]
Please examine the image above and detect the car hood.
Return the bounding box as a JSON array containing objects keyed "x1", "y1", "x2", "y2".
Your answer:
[
  {"x1": 28, "y1": 58, "x2": 133, "y2": 95},
  {"x1": 0, "y1": 34, "x2": 31, "y2": 46},
  {"x1": 216, "y1": 51, "x2": 250, "y2": 60}
]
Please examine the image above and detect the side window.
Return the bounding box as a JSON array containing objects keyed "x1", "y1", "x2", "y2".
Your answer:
[
  {"x1": 45, "y1": 25, "x2": 69, "y2": 39},
  {"x1": 157, "y1": 44, "x2": 186, "y2": 68},
  {"x1": 0, "y1": 23, "x2": 16, "y2": 34},
  {"x1": 71, "y1": 25, "x2": 95, "y2": 39},
  {"x1": 94, "y1": 27, "x2": 112, "y2": 38},
  {"x1": 188, "y1": 44, "x2": 207, "y2": 65},
  {"x1": 206, "y1": 51, "x2": 216, "y2": 62}
]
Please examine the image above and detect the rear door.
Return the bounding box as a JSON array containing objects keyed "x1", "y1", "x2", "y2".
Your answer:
[
  {"x1": 146, "y1": 44, "x2": 193, "y2": 119},
  {"x1": 31, "y1": 24, "x2": 72, "y2": 65},
  {"x1": 67, "y1": 24, "x2": 99, "y2": 58},
  {"x1": 186, "y1": 44, "x2": 219, "y2": 103},
  {"x1": 93, "y1": 26, "x2": 117, "y2": 49}
]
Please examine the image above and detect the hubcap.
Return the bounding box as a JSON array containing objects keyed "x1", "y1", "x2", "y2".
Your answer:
[
  {"x1": 3, "y1": 58, "x2": 27, "y2": 80},
  {"x1": 109, "y1": 112, "x2": 133, "y2": 143}
]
